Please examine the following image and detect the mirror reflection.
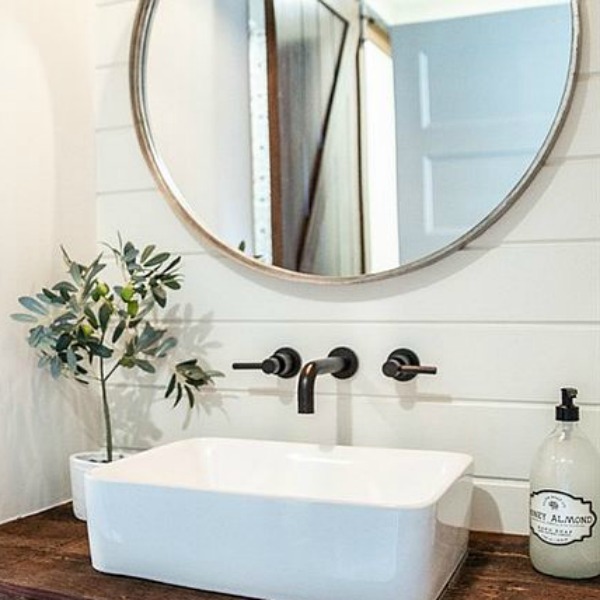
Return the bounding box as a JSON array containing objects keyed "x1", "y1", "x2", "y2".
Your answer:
[{"x1": 142, "y1": 0, "x2": 574, "y2": 278}]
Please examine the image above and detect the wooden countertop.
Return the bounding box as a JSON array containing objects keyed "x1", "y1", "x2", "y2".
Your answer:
[{"x1": 0, "y1": 505, "x2": 598, "y2": 600}]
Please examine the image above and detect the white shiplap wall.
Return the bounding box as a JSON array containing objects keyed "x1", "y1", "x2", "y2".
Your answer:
[{"x1": 94, "y1": 0, "x2": 600, "y2": 534}]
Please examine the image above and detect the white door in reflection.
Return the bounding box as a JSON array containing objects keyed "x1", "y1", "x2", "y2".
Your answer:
[{"x1": 390, "y1": 3, "x2": 571, "y2": 262}]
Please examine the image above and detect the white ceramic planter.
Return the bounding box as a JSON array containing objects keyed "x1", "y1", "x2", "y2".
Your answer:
[{"x1": 70, "y1": 450, "x2": 134, "y2": 520}]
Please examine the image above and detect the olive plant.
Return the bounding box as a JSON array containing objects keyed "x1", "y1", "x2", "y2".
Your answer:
[{"x1": 11, "y1": 238, "x2": 221, "y2": 462}]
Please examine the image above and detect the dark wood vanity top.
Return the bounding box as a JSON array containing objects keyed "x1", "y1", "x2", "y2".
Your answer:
[{"x1": 0, "y1": 505, "x2": 598, "y2": 600}]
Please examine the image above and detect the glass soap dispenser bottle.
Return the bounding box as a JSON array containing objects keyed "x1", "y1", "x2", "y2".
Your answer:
[{"x1": 529, "y1": 387, "x2": 600, "y2": 579}]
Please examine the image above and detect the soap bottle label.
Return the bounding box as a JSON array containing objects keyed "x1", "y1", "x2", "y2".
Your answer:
[{"x1": 530, "y1": 490, "x2": 597, "y2": 546}]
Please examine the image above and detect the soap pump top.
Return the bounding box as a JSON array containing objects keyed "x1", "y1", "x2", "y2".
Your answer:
[{"x1": 556, "y1": 387, "x2": 579, "y2": 422}]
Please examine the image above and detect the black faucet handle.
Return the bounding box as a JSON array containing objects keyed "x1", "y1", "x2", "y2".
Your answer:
[
  {"x1": 382, "y1": 348, "x2": 438, "y2": 382},
  {"x1": 328, "y1": 347, "x2": 359, "y2": 379},
  {"x1": 232, "y1": 347, "x2": 302, "y2": 379}
]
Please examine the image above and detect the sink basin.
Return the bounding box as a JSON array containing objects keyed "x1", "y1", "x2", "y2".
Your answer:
[{"x1": 85, "y1": 438, "x2": 473, "y2": 600}]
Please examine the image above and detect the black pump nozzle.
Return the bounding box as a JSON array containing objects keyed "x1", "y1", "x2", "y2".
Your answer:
[{"x1": 556, "y1": 387, "x2": 579, "y2": 422}]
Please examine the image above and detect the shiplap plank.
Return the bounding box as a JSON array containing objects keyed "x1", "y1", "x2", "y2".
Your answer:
[
  {"x1": 95, "y1": 64, "x2": 130, "y2": 130},
  {"x1": 113, "y1": 321, "x2": 600, "y2": 403},
  {"x1": 550, "y1": 76, "x2": 600, "y2": 159},
  {"x1": 96, "y1": 128, "x2": 154, "y2": 193},
  {"x1": 95, "y1": 1, "x2": 136, "y2": 67},
  {"x1": 474, "y1": 158, "x2": 600, "y2": 246},
  {"x1": 161, "y1": 244, "x2": 600, "y2": 323},
  {"x1": 348, "y1": 396, "x2": 600, "y2": 480},
  {"x1": 98, "y1": 190, "x2": 207, "y2": 253}
]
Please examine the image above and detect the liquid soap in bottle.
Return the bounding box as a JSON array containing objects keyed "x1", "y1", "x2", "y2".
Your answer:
[{"x1": 529, "y1": 388, "x2": 600, "y2": 579}]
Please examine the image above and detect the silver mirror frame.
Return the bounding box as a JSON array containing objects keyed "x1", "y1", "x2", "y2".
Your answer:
[{"x1": 129, "y1": 0, "x2": 580, "y2": 285}]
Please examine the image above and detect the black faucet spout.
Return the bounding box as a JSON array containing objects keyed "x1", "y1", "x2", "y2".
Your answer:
[{"x1": 297, "y1": 347, "x2": 359, "y2": 414}]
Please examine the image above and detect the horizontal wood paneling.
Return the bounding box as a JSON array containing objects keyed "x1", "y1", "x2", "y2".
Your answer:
[
  {"x1": 109, "y1": 321, "x2": 600, "y2": 403},
  {"x1": 164, "y1": 244, "x2": 600, "y2": 323}
]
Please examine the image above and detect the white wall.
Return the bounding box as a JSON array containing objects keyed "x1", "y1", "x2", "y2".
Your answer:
[
  {"x1": 0, "y1": 0, "x2": 99, "y2": 523},
  {"x1": 95, "y1": 0, "x2": 600, "y2": 534}
]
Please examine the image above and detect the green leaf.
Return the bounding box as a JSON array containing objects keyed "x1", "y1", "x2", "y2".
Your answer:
[
  {"x1": 151, "y1": 286, "x2": 167, "y2": 308},
  {"x1": 141, "y1": 244, "x2": 156, "y2": 263},
  {"x1": 176, "y1": 359, "x2": 197, "y2": 368},
  {"x1": 27, "y1": 326, "x2": 46, "y2": 347},
  {"x1": 11, "y1": 313, "x2": 38, "y2": 323},
  {"x1": 163, "y1": 256, "x2": 182, "y2": 273},
  {"x1": 162, "y1": 279, "x2": 182, "y2": 291},
  {"x1": 123, "y1": 242, "x2": 138, "y2": 263},
  {"x1": 184, "y1": 385, "x2": 195, "y2": 408},
  {"x1": 53, "y1": 281, "x2": 78, "y2": 295},
  {"x1": 165, "y1": 373, "x2": 177, "y2": 399},
  {"x1": 52, "y1": 312, "x2": 77, "y2": 327},
  {"x1": 84, "y1": 307, "x2": 99, "y2": 330},
  {"x1": 66, "y1": 348, "x2": 78, "y2": 372},
  {"x1": 56, "y1": 333, "x2": 71, "y2": 352},
  {"x1": 206, "y1": 370, "x2": 225, "y2": 379},
  {"x1": 82, "y1": 256, "x2": 106, "y2": 296},
  {"x1": 60, "y1": 245, "x2": 73, "y2": 266},
  {"x1": 69, "y1": 262, "x2": 83, "y2": 286},
  {"x1": 134, "y1": 359, "x2": 156, "y2": 374},
  {"x1": 36, "y1": 293, "x2": 54, "y2": 305},
  {"x1": 145, "y1": 252, "x2": 170, "y2": 267},
  {"x1": 50, "y1": 356, "x2": 62, "y2": 379},
  {"x1": 112, "y1": 319, "x2": 126, "y2": 343},
  {"x1": 42, "y1": 288, "x2": 65, "y2": 305},
  {"x1": 53, "y1": 281, "x2": 78, "y2": 292},
  {"x1": 154, "y1": 337, "x2": 177, "y2": 358},
  {"x1": 18, "y1": 296, "x2": 48, "y2": 316},
  {"x1": 88, "y1": 343, "x2": 113, "y2": 359},
  {"x1": 173, "y1": 383, "x2": 183, "y2": 407},
  {"x1": 137, "y1": 323, "x2": 164, "y2": 352},
  {"x1": 99, "y1": 302, "x2": 112, "y2": 332}
]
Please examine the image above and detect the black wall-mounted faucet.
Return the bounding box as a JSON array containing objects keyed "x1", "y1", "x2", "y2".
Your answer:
[
  {"x1": 382, "y1": 348, "x2": 437, "y2": 382},
  {"x1": 232, "y1": 347, "x2": 302, "y2": 379},
  {"x1": 297, "y1": 347, "x2": 359, "y2": 414}
]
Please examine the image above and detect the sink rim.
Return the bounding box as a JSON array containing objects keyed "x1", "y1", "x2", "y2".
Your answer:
[{"x1": 86, "y1": 437, "x2": 473, "y2": 510}]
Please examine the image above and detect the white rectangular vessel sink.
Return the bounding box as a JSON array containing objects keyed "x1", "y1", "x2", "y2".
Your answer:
[{"x1": 86, "y1": 438, "x2": 473, "y2": 600}]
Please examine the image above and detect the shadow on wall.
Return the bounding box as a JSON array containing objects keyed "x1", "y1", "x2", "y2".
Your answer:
[
  {"x1": 109, "y1": 305, "x2": 225, "y2": 450},
  {"x1": 0, "y1": 368, "x2": 100, "y2": 518},
  {"x1": 471, "y1": 486, "x2": 505, "y2": 533}
]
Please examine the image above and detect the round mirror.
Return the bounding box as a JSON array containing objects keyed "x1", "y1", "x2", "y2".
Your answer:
[{"x1": 130, "y1": 0, "x2": 579, "y2": 283}]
